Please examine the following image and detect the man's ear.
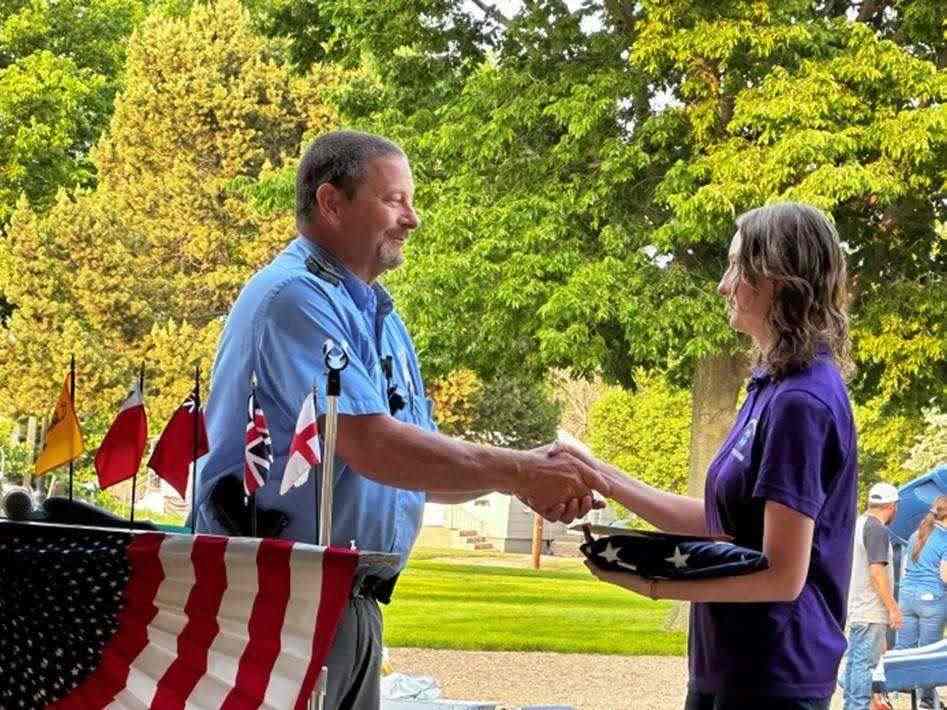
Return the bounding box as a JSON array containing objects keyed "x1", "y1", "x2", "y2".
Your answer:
[{"x1": 315, "y1": 182, "x2": 345, "y2": 227}]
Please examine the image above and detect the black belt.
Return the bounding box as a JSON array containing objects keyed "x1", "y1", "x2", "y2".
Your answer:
[{"x1": 351, "y1": 573, "x2": 399, "y2": 604}]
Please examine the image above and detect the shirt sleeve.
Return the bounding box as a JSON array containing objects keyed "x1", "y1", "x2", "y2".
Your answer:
[
  {"x1": 752, "y1": 389, "x2": 839, "y2": 521},
  {"x1": 863, "y1": 519, "x2": 891, "y2": 565},
  {"x1": 257, "y1": 276, "x2": 389, "y2": 422}
]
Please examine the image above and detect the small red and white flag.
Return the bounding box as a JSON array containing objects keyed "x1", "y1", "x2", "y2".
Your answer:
[
  {"x1": 94, "y1": 381, "x2": 148, "y2": 489},
  {"x1": 147, "y1": 389, "x2": 209, "y2": 499},
  {"x1": 280, "y1": 392, "x2": 321, "y2": 494},
  {"x1": 244, "y1": 388, "x2": 273, "y2": 496}
]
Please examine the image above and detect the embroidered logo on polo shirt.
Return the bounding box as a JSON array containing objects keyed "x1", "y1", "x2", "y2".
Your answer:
[{"x1": 730, "y1": 418, "x2": 758, "y2": 462}]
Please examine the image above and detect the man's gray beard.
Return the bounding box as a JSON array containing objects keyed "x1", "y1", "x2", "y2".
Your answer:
[{"x1": 377, "y1": 243, "x2": 405, "y2": 273}]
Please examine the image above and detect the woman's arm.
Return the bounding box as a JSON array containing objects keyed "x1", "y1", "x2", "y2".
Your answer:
[
  {"x1": 587, "y1": 501, "x2": 813, "y2": 603},
  {"x1": 600, "y1": 465, "x2": 709, "y2": 536},
  {"x1": 549, "y1": 442, "x2": 707, "y2": 535},
  {"x1": 940, "y1": 559, "x2": 947, "y2": 584}
]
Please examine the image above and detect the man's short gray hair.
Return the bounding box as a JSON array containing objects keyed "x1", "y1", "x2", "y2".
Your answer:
[{"x1": 295, "y1": 130, "x2": 405, "y2": 226}]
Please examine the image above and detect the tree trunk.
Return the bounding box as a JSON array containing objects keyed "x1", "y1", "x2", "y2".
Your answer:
[
  {"x1": 686, "y1": 352, "x2": 747, "y2": 498},
  {"x1": 666, "y1": 352, "x2": 747, "y2": 632}
]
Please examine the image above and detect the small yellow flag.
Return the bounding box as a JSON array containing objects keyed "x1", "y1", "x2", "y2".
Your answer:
[{"x1": 34, "y1": 373, "x2": 85, "y2": 476}]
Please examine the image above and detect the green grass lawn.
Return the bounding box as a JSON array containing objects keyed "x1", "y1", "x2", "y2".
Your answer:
[{"x1": 382, "y1": 550, "x2": 687, "y2": 656}]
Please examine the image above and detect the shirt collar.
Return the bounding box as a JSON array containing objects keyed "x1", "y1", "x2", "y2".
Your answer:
[
  {"x1": 746, "y1": 367, "x2": 770, "y2": 392},
  {"x1": 745, "y1": 342, "x2": 834, "y2": 391},
  {"x1": 297, "y1": 236, "x2": 394, "y2": 313}
]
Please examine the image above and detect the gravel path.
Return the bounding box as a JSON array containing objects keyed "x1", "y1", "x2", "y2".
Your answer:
[
  {"x1": 389, "y1": 649, "x2": 923, "y2": 709},
  {"x1": 389, "y1": 649, "x2": 688, "y2": 710}
]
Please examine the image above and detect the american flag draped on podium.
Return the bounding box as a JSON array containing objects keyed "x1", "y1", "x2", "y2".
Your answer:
[{"x1": 0, "y1": 521, "x2": 358, "y2": 710}]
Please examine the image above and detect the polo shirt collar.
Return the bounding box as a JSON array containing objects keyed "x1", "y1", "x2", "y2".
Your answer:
[
  {"x1": 746, "y1": 342, "x2": 835, "y2": 391},
  {"x1": 746, "y1": 367, "x2": 770, "y2": 392}
]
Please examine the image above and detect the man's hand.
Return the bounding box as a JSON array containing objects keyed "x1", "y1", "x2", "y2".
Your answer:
[
  {"x1": 515, "y1": 449, "x2": 611, "y2": 514},
  {"x1": 525, "y1": 441, "x2": 611, "y2": 523},
  {"x1": 888, "y1": 604, "x2": 903, "y2": 630},
  {"x1": 518, "y1": 492, "x2": 606, "y2": 524}
]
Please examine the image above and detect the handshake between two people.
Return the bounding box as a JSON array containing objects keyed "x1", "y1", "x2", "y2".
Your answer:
[{"x1": 515, "y1": 440, "x2": 612, "y2": 525}]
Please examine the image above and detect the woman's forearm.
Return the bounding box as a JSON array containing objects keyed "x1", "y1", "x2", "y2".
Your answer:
[
  {"x1": 601, "y1": 465, "x2": 708, "y2": 535},
  {"x1": 597, "y1": 501, "x2": 813, "y2": 603},
  {"x1": 652, "y1": 565, "x2": 804, "y2": 603}
]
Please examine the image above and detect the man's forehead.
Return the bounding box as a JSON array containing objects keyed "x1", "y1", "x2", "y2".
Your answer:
[{"x1": 364, "y1": 154, "x2": 413, "y2": 189}]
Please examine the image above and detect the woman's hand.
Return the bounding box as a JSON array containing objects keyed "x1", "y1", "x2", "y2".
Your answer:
[
  {"x1": 548, "y1": 439, "x2": 599, "y2": 472},
  {"x1": 529, "y1": 440, "x2": 610, "y2": 522},
  {"x1": 584, "y1": 559, "x2": 657, "y2": 598}
]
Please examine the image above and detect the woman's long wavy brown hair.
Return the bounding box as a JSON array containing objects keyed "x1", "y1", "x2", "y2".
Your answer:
[
  {"x1": 734, "y1": 203, "x2": 853, "y2": 380},
  {"x1": 911, "y1": 495, "x2": 947, "y2": 562}
]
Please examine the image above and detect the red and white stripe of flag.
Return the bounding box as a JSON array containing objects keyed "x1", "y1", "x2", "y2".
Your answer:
[
  {"x1": 94, "y1": 381, "x2": 148, "y2": 489},
  {"x1": 280, "y1": 392, "x2": 321, "y2": 495},
  {"x1": 50, "y1": 532, "x2": 358, "y2": 710}
]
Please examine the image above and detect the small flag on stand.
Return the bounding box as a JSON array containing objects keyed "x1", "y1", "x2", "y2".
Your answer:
[
  {"x1": 280, "y1": 392, "x2": 320, "y2": 494},
  {"x1": 35, "y1": 372, "x2": 85, "y2": 476},
  {"x1": 94, "y1": 381, "x2": 147, "y2": 489},
  {"x1": 147, "y1": 389, "x2": 209, "y2": 499},
  {"x1": 244, "y1": 385, "x2": 273, "y2": 495}
]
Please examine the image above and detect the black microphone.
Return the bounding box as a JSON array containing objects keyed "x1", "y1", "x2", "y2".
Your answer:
[{"x1": 2, "y1": 487, "x2": 35, "y2": 521}]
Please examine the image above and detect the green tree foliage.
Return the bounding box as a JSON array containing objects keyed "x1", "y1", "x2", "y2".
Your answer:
[
  {"x1": 468, "y1": 376, "x2": 561, "y2": 450},
  {"x1": 0, "y1": 0, "x2": 336, "y2": 496},
  {"x1": 428, "y1": 369, "x2": 560, "y2": 450},
  {"x1": 307, "y1": 0, "x2": 944, "y2": 486},
  {"x1": 0, "y1": 0, "x2": 146, "y2": 224},
  {"x1": 904, "y1": 408, "x2": 947, "y2": 476},
  {"x1": 587, "y1": 371, "x2": 692, "y2": 518}
]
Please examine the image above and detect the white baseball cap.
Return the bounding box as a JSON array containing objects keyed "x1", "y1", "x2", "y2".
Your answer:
[{"x1": 868, "y1": 482, "x2": 899, "y2": 505}]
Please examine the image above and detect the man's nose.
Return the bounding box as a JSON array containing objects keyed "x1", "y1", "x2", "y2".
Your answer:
[{"x1": 401, "y1": 206, "x2": 420, "y2": 230}]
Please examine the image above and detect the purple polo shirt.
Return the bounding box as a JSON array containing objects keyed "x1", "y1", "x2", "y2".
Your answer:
[{"x1": 689, "y1": 355, "x2": 858, "y2": 698}]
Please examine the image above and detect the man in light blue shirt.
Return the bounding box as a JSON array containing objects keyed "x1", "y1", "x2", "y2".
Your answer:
[{"x1": 194, "y1": 130, "x2": 607, "y2": 709}]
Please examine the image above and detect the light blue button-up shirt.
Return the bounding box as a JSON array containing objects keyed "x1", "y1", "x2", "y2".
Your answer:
[{"x1": 194, "y1": 236, "x2": 432, "y2": 577}]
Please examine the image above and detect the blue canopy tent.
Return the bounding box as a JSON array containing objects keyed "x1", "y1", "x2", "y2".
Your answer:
[
  {"x1": 871, "y1": 464, "x2": 947, "y2": 710},
  {"x1": 890, "y1": 465, "x2": 947, "y2": 545}
]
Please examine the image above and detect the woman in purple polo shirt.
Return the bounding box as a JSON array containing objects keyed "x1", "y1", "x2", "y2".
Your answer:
[{"x1": 559, "y1": 202, "x2": 857, "y2": 709}]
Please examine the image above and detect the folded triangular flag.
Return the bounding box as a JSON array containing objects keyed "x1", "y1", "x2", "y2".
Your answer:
[
  {"x1": 244, "y1": 386, "x2": 273, "y2": 496},
  {"x1": 95, "y1": 381, "x2": 148, "y2": 489},
  {"x1": 35, "y1": 373, "x2": 85, "y2": 476},
  {"x1": 280, "y1": 392, "x2": 320, "y2": 494},
  {"x1": 147, "y1": 389, "x2": 209, "y2": 499},
  {"x1": 581, "y1": 525, "x2": 769, "y2": 580}
]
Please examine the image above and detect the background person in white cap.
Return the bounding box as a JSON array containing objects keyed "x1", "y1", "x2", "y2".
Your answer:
[{"x1": 840, "y1": 482, "x2": 903, "y2": 710}]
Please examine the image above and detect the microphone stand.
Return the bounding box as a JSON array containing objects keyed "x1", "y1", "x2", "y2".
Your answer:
[{"x1": 311, "y1": 339, "x2": 348, "y2": 710}]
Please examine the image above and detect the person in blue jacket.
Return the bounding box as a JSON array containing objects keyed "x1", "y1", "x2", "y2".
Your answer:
[{"x1": 895, "y1": 495, "x2": 947, "y2": 709}]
